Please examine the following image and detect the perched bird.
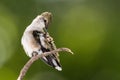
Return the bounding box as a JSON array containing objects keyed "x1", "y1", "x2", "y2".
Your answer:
[{"x1": 21, "y1": 12, "x2": 62, "y2": 71}]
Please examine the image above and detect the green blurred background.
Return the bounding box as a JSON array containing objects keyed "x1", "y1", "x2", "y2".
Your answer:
[{"x1": 0, "y1": 0, "x2": 120, "y2": 80}]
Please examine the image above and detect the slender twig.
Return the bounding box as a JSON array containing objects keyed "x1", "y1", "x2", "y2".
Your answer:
[{"x1": 17, "y1": 48, "x2": 73, "y2": 80}]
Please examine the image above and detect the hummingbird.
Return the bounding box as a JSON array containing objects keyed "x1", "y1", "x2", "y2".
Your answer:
[{"x1": 21, "y1": 12, "x2": 62, "y2": 71}]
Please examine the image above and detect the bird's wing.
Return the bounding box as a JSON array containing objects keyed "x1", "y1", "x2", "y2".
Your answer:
[
  {"x1": 46, "y1": 35, "x2": 60, "y2": 61},
  {"x1": 33, "y1": 30, "x2": 62, "y2": 71},
  {"x1": 43, "y1": 28, "x2": 60, "y2": 60}
]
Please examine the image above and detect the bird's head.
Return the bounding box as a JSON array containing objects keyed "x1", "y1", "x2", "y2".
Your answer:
[
  {"x1": 32, "y1": 12, "x2": 52, "y2": 29},
  {"x1": 41, "y1": 12, "x2": 52, "y2": 29},
  {"x1": 30, "y1": 12, "x2": 52, "y2": 33}
]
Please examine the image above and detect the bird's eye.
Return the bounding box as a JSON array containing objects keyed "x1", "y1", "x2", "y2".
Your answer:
[{"x1": 43, "y1": 19, "x2": 47, "y2": 23}]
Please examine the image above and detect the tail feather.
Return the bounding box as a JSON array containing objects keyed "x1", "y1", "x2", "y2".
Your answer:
[{"x1": 41, "y1": 55, "x2": 62, "y2": 71}]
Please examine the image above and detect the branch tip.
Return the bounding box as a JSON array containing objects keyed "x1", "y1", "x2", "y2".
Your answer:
[{"x1": 60, "y1": 48, "x2": 74, "y2": 54}]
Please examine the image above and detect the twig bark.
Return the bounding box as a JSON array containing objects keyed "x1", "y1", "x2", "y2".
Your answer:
[{"x1": 17, "y1": 48, "x2": 73, "y2": 80}]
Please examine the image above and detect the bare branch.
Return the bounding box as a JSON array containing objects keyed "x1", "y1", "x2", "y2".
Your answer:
[{"x1": 17, "y1": 47, "x2": 73, "y2": 80}]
